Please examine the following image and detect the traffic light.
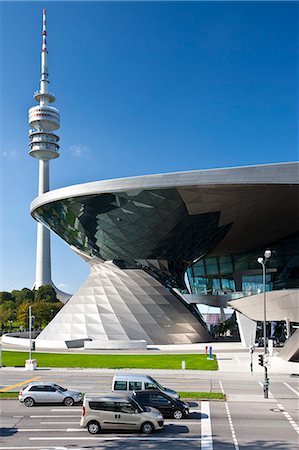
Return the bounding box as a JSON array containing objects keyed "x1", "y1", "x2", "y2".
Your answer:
[{"x1": 258, "y1": 354, "x2": 264, "y2": 366}]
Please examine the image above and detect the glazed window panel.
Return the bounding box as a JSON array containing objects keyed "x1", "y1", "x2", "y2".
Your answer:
[
  {"x1": 218, "y1": 255, "x2": 233, "y2": 274},
  {"x1": 205, "y1": 257, "x2": 218, "y2": 276}
]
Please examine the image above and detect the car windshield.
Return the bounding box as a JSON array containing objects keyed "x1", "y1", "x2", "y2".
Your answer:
[
  {"x1": 148, "y1": 376, "x2": 165, "y2": 391},
  {"x1": 53, "y1": 384, "x2": 67, "y2": 392},
  {"x1": 131, "y1": 398, "x2": 145, "y2": 412}
]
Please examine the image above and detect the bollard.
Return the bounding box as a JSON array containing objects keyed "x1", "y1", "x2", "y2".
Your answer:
[
  {"x1": 205, "y1": 345, "x2": 208, "y2": 355},
  {"x1": 181, "y1": 360, "x2": 186, "y2": 370},
  {"x1": 207, "y1": 345, "x2": 213, "y2": 360}
]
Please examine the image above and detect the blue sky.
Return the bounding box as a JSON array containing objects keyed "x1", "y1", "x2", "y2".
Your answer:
[{"x1": 0, "y1": 1, "x2": 298, "y2": 294}]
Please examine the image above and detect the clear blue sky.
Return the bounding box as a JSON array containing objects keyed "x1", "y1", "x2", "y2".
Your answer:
[{"x1": 0, "y1": 1, "x2": 298, "y2": 294}]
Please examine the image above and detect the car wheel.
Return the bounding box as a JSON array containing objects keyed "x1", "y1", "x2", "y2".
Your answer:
[
  {"x1": 87, "y1": 421, "x2": 101, "y2": 434},
  {"x1": 141, "y1": 421, "x2": 154, "y2": 434},
  {"x1": 24, "y1": 397, "x2": 35, "y2": 407},
  {"x1": 63, "y1": 397, "x2": 74, "y2": 406},
  {"x1": 173, "y1": 409, "x2": 183, "y2": 420}
]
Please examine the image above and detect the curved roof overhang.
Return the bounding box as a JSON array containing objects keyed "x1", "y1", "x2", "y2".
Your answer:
[
  {"x1": 30, "y1": 162, "x2": 299, "y2": 266},
  {"x1": 228, "y1": 289, "x2": 299, "y2": 322},
  {"x1": 31, "y1": 162, "x2": 299, "y2": 213}
]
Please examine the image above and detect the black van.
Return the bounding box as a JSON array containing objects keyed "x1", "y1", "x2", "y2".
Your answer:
[{"x1": 132, "y1": 390, "x2": 189, "y2": 420}]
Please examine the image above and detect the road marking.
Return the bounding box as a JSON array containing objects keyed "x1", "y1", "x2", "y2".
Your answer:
[
  {"x1": 67, "y1": 428, "x2": 85, "y2": 432},
  {"x1": 18, "y1": 429, "x2": 66, "y2": 432},
  {"x1": 51, "y1": 408, "x2": 81, "y2": 411},
  {"x1": 0, "y1": 376, "x2": 42, "y2": 392},
  {"x1": 40, "y1": 421, "x2": 79, "y2": 424},
  {"x1": 30, "y1": 437, "x2": 203, "y2": 441},
  {"x1": 219, "y1": 380, "x2": 225, "y2": 395},
  {"x1": 283, "y1": 382, "x2": 299, "y2": 397},
  {"x1": 200, "y1": 401, "x2": 212, "y2": 450},
  {"x1": 0, "y1": 447, "x2": 68, "y2": 449},
  {"x1": 224, "y1": 402, "x2": 239, "y2": 450},
  {"x1": 235, "y1": 356, "x2": 242, "y2": 366},
  {"x1": 277, "y1": 403, "x2": 299, "y2": 434},
  {"x1": 30, "y1": 415, "x2": 79, "y2": 418}
]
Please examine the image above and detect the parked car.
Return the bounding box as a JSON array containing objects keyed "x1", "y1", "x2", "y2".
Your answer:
[
  {"x1": 80, "y1": 393, "x2": 164, "y2": 434},
  {"x1": 112, "y1": 373, "x2": 179, "y2": 399},
  {"x1": 132, "y1": 390, "x2": 189, "y2": 419},
  {"x1": 18, "y1": 382, "x2": 82, "y2": 407}
]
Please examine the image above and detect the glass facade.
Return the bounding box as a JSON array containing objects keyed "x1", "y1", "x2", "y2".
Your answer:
[
  {"x1": 187, "y1": 233, "x2": 299, "y2": 296},
  {"x1": 34, "y1": 188, "x2": 231, "y2": 289},
  {"x1": 32, "y1": 183, "x2": 299, "y2": 297}
]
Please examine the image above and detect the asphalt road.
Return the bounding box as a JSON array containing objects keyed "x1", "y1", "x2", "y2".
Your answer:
[{"x1": 0, "y1": 368, "x2": 298, "y2": 450}]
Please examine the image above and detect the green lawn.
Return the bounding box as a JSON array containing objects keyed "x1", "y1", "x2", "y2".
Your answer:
[
  {"x1": 1, "y1": 351, "x2": 218, "y2": 370},
  {"x1": 179, "y1": 391, "x2": 225, "y2": 400},
  {"x1": 0, "y1": 391, "x2": 224, "y2": 400}
]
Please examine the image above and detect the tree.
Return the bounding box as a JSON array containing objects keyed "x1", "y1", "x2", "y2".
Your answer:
[
  {"x1": 11, "y1": 288, "x2": 34, "y2": 306},
  {"x1": 35, "y1": 285, "x2": 58, "y2": 303},
  {"x1": 16, "y1": 301, "x2": 31, "y2": 329},
  {"x1": 0, "y1": 300, "x2": 17, "y2": 331},
  {"x1": 32, "y1": 301, "x2": 51, "y2": 328},
  {"x1": 0, "y1": 292, "x2": 13, "y2": 304}
]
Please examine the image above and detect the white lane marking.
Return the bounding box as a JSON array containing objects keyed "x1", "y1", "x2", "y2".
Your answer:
[
  {"x1": 277, "y1": 403, "x2": 299, "y2": 434},
  {"x1": 13, "y1": 415, "x2": 24, "y2": 418},
  {"x1": 40, "y1": 421, "x2": 79, "y2": 424},
  {"x1": 30, "y1": 437, "x2": 203, "y2": 441},
  {"x1": 258, "y1": 381, "x2": 275, "y2": 399},
  {"x1": 18, "y1": 429, "x2": 66, "y2": 432},
  {"x1": 283, "y1": 382, "x2": 299, "y2": 397},
  {"x1": 67, "y1": 428, "x2": 85, "y2": 432},
  {"x1": 224, "y1": 402, "x2": 239, "y2": 450},
  {"x1": 30, "y1": 415, "x2": 79, "y2": 418},
  {"x1": 0, "y1": 448, "x2": 67, "y2": 449},
  {"x1": 200, "y1": 401, "x2": 213, "y2": 450},
  {"x1": 219, "y1": 380, "x2": 225, "y2": 395},
  {"x1": 51, "y1": 408, "x2": 81, "y2": 412},
  {"x1": 235, "y1": 356, "x2": 242, "y2": 366}
]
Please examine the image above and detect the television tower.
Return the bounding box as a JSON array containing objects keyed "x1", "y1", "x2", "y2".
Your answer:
[{"x1": 28, "y1": 9, "x2": 60, "y2": 291}]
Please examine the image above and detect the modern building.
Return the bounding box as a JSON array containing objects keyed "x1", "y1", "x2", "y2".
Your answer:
[
  {"x1": 30, "y1": 162, "x2": 299, "y2": 349},
  {"x1": 24, "y1": 10, "x2": 299, "y2": 352}
]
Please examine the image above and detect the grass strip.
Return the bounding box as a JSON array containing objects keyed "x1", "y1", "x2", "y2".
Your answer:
[
  {"x1": 0, "y1": 392, "x2": 19, "y2": 398},
  {"x1": 1, "y1": 351, "x2": 218, "y2": 370},
  {"x1": 0, "y1": 391, "x2": 224, "y2": 400},
  {"x1": 178, "y1": 391, "x2": 225, "y2": 400}
]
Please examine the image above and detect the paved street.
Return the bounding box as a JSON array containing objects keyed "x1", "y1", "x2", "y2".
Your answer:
[
  {"x1": 0, "y1": 383, "x2": 298, "y2": 450},
  {"x1": 0, "y1": 346, "x2": 298, "y2": 449}
]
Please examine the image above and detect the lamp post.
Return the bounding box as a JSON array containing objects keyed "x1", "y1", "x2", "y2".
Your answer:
[
  {"x1": 257, "y1": 249, "x2": 271, "y2": 398},
  {"x1": 29, "y1": 306, "x2": 32, "y2": 361}
]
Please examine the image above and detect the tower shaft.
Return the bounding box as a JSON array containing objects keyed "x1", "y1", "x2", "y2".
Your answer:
[{"x1": 29, "y1": 9, "x2": 60, "y2": 290}]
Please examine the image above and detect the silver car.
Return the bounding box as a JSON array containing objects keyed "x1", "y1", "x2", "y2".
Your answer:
[
  {"x1": 80, "y1": 393, "x2": 164, "y2": 434},
  {"x1": 19, "y1": 382, "x2": 82, "y2": 407}
]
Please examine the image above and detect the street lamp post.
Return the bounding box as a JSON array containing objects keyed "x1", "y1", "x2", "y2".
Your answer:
[
  {"x1": 29, "y1": 306, "x2": 32, "y2": 361},
  {"x1": 257, "y1": 249, "x2": 271, "y2": 399}
]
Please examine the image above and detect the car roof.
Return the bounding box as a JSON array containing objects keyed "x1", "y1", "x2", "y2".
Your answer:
[
  {"x1": 26, "y1": 382, "x2": 60, "y2": 386},
  {"x1": 133, "y1": 390, "x2": 171, "y2": 397},
  {"x1": 113, "y1": 374, "x2": 152, "y2": 380},
  {"x1": 84, "y1": 393, "x2": 131, "y2": 402}
]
